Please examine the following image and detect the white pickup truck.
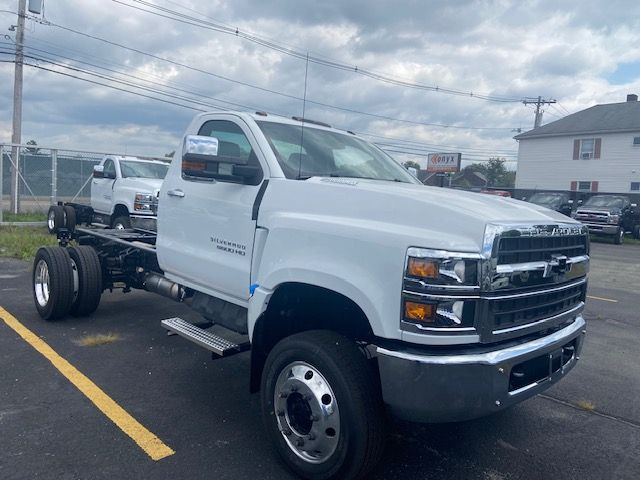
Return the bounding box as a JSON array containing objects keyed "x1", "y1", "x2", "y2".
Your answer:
[
  {"x1": 91, "y1": 155, "x2": 169, "y2": 229},
  {"x1": 36, "y1": 111, "x2": 589, "y2": 480}
]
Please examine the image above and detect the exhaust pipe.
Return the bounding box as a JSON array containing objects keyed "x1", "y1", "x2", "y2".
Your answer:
[{"x1": 144, "y1": 273, "x2": 184, "y2": 301}]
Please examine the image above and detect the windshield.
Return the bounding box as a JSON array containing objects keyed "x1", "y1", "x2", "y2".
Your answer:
[
  {"x1": 256, "y1": 121, "x2": 417, "y2": 183},
  {"x1": 583, "y1": 196, "x2": 626, "y2": 209},
  {"x1": 529, "y1": 193, "x2": 565, "y2": 206},
  {"x1": 120, "y1": 161, "x2": 169, "y2": 179}
]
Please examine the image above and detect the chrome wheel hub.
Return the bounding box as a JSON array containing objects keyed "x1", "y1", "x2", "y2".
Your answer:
[
  {"x1": 274, "y1": 361, "x2": 340, "y2": 464},
  {"x1": 34, "y1": 259, "x2": 50, "y2": 307}
]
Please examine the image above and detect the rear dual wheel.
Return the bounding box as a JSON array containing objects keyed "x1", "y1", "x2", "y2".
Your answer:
[
  {"x1": 47, "y1": 205, "x2": 77, "y2": 234},
  {"x1": 33, "y1": 246, "x2": 102, "y2": 320}
]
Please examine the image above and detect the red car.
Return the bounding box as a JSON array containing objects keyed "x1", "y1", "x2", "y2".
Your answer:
[{"x1": 480, "y1": 189, "x2": 512, "y2": 197}]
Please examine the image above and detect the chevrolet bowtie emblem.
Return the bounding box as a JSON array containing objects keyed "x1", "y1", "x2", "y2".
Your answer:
[{"x1": 543, "y1": 254, "x2": 570, "y2": 278}]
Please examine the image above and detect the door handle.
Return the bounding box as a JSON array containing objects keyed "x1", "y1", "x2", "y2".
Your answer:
[{"x1": 167, "y1": 189, "x2": 185, "y2": 198}]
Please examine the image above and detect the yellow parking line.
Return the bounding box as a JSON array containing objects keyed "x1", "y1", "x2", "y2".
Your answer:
[
  {"x1": 587, "y1": 295, "x2": 618, "y2": 303},
  {"x1": 0, "y1": 306, "x2": 175, "y2": 461}
]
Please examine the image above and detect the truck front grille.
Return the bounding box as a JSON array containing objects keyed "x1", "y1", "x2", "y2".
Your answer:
[
  {"x1": 487, "y1": 281, "x2": 586, "y2": 336},
  {"x1": 497, "y1": 235, "x2": 588, "y2": 264}
]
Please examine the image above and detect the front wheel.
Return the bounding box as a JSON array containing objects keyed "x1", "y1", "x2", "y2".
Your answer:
[
  {"x1": 112, "y1": 215, "x2": 130, "y2": 230},
  {"x1": 261, "y1": 331, "x2": 386, "y2": 480},
  {"x1": 614, "y1": 227, "x2": 624, "y2": 245}
]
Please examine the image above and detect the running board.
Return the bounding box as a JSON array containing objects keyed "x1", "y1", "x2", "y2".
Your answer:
[{"x1": 161, "y1": 317, "x2": 250, "y2": 357}]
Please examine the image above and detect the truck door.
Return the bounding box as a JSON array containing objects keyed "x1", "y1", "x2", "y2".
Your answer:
[
  {"x1": 91, "y1": 158, "x2": 117, "y2": 214},
  {"x1": 159, "y1": 118, "x2": 266, "y2": 304}
]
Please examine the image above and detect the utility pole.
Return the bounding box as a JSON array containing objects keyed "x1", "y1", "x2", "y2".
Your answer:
[
  {"x1": 522, "y1": 96, "x2": 557, "y2": 129},
  {"x1": 10, "y1": 0, "x2": 27, "y2": 214}
]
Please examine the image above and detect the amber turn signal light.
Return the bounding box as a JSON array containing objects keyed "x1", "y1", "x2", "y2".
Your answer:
[
  {"x1": 407, "y1": 258, "x2": 439, "y2": 278},
  {"x1": 404, "y1": 301, "x2": 435, "y2": 322}
]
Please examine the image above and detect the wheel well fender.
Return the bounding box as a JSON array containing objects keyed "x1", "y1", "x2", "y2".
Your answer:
[{"x1": 249, "y1": 282, "x2": 374, "y2": 392}]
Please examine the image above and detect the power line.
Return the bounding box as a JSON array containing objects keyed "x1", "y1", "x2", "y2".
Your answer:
[
  {"x1": 115, "y1": 0, "x2": 527, "y2": 104},
  {"x1": 26, "y1": 15, "x2": 519, "y2": 131},
  {"x1": 1, "y1": 42, "x2": 521, "y2": 157}
]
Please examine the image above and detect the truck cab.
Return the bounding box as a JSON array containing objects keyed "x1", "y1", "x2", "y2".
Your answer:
[{"x1": 91, "y1": 155, "x2": 169, "y2": 229}]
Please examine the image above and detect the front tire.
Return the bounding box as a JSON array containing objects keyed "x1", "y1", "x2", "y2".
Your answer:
[
  {"x1": 261, "y1": 331, "x2": 386, "y2": 480},
  {"x1": 112, "y1": 215, "x2": 131, "y2": 230},
  {"x1": 33, "y1": 247, "x2": 75, "y2": 320},
  {"x1": 614, "y1": 227, "x2": 624, "y2": 245}
]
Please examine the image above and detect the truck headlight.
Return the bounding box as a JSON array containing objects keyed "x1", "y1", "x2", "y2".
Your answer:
[
  {"x1": 403, "y1": 298, "x2": 476, "y2": 328},
  {"x1": 406, "y1": 255, "x2": 478, "y2": 287},
  {"x1": 134, "y1": 193, "x2": 156, "y2": 212},
  {"x1": 402, "y1": 248, "x2": 481, "y2": 330},
  {"x1": 607, "y1": 215, "x2": 619, "y2": 224}
]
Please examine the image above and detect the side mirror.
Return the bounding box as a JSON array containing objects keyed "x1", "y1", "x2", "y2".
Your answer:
[
  {"x1": 182, "y1": 135, "x2": 257, "y2": 184},
  {"x1": 93, "y1": 165, "x2": 104, "y2": 178}
]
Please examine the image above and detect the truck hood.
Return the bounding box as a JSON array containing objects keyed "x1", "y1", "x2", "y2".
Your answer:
[
  {"x1": 261, "y1": 178, "x2": 578, "y2": 253},
  {"x1": 120, "y1": 177, "x2": 163, "y2": 195}
]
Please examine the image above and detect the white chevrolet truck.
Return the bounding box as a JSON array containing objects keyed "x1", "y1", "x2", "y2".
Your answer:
[
  {"x1": 90, "y1": 155, "x2": 169, "y2": 229},
  {"x1": 35, "y1": 111, "x2": 589, "y2": 480}
]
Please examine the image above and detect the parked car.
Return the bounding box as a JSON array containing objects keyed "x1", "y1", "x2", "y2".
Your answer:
[
  {"x1": 574, "y1": 194, "x2": 640, "y2": 244},
  {"x1": 525, "y1": 192, "x2": 573, "y2": 217}
]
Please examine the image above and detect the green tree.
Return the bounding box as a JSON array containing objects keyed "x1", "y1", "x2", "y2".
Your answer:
[
  {"x1": 459, "y1": 158, "x2": 514, "y2": 188},
  {"x1": 402, "y1": 160, "x2": 421, "y2": 171}
]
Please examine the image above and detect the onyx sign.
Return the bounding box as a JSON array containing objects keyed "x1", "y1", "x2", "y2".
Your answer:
[{"x1": 426, "y1": 153, "x2": 461, "y2": 173}]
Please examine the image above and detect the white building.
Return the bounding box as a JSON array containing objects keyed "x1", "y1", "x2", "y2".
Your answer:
[{"x1": 515, "y1": 94, "x2": 640, "y2": 195}]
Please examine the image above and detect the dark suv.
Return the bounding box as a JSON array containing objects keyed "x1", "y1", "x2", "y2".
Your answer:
[
  {"x1": 574, "y1": 195, "x2": 640, "y2": 244},
  {"x1": 526, "y1": 192, "x2": 573, "y2": 217}
]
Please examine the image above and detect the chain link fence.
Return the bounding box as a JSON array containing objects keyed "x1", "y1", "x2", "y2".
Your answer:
[{"x1": 0, "y1": 144, "x2": 165, "y2": 224}]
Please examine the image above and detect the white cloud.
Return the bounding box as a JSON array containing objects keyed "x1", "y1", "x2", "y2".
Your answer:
[{"x1": 0, "y1": 0, "x2": 639, "y2": 166}]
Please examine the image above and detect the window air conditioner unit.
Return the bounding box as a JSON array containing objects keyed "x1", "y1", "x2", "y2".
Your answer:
[{"x1": 581, "y1": 152, "x2": 592, "y2": 159}]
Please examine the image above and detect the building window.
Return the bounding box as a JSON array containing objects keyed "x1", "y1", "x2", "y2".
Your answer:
[
  {"x1": 633, "y1": 137, "x2": 640, "y2": 145},
  {"x1": 579, "y1": 139, "x2": 595, "y2": 159},
  {"x1": 573, "y1": 138, "x2": 602, "y2": 159},
  {"x1": 578, "y1": 181, "x2": 592, "y2": 191},
  {"x1": 632, "y1": 182, "x2": 640, "y2": 191}
]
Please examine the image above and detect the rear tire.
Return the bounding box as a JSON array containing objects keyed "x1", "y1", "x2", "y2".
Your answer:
[
  {"x1": 261, "y1": 330, "x2": 386, "y2": 480},
  {"x1": 47, "y1": 206, "x2": 65, "y2": 234},
  {"x1": 614, "y1": 227, "x2": 624, "y2": 245},
  {"x1": 63, "y1": 205, "x2": 77, "y2": 232},
  {"x1": 112, "y1": 215, "x2": 130, "y2": 230},
  {"x1": 68, "y1": 246, "x2": 102, "y2": 317},
  {"x1": 32, "y1": 247, "x2": 75, "y2": 320}
]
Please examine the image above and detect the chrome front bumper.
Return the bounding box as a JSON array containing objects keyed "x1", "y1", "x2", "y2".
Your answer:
[
  {"x1": 377, "y1": 316, "x2": 586, "y2": 423},
  {"x1": 581, "y1": 223, "x2": 618, "y2": 235}
]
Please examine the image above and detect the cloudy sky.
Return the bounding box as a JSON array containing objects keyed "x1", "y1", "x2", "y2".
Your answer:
[{"x1": 1, "y1": 0, "x2": 640, "y2": 168}]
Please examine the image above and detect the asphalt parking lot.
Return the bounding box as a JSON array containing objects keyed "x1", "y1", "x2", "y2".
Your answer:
[{"x1": 1, "y1": 241, "x2": 639, "y2": 480}]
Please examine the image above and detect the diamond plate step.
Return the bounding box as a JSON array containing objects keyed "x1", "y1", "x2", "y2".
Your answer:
[{"x1": 161, "y1": 317, "x2": 249, "y2": 356}]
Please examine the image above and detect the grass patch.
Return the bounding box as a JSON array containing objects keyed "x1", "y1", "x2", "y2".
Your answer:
[
  {"x1": 575, "y1": 399, "x2": 596, "y2": 411},
  {"x1": 0, "y1": 226, "x2": 57, "y2": 261},
  {"x1": 2, "y1": 211, "x2": 47, "y2": 222},
  {"x1": 76, "y1": 333, "x2": 121, "y2": 347}
]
